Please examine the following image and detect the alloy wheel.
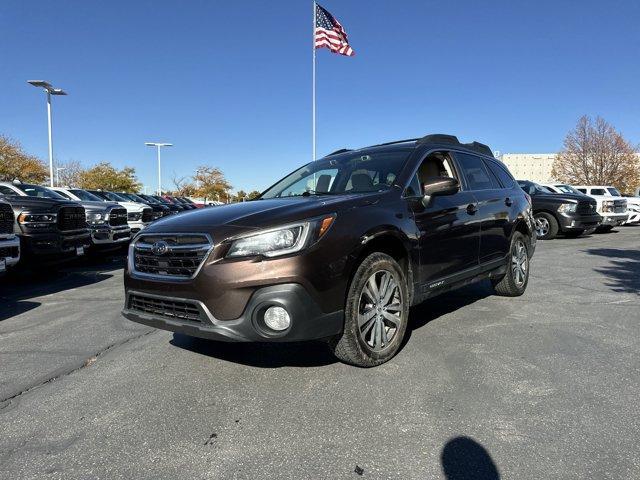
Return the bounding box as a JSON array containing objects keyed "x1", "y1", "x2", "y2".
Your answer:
[
  {"x1": 511, "y1": 239, "x2": 528, "y2": 287},
  {"x1": 357, "y1": 270, "x2": 403, "y2": 351},
  {"x1": 535, "y1": 217, "x2": 549, "y2": 237}
]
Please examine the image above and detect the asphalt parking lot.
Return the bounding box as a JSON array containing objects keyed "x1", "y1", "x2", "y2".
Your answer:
[{"x1": 1, "y1": 227, "x2": 639, "y2": 480}]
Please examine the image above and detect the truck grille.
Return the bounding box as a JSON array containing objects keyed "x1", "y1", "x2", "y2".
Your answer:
[
  {"x1": 142, "y1": 208, "x2": 154, "y2": 223},
  {"x1": 109, "y1": 208, "x2": 128, "y2": 226},
  {"x1": 614, "y1": 200, "x2": 627, "y2": 214},
  {"x1": 0, "y1": 203, "x2": 15, "y2": 234},
  {"x1": 0, "y1": 246, "x2": 19, "y2": 258},
  {"x1": 132, "y1": 233, "x2": 212, "y2": 279},
  {"x1": 128, "y1": 293, "x2": 203, "y2": 322},
  {"x1": 58, "y1": 206, "x2": 87, "y2": 231},
  {"x1": 576, "y1": 200, "x2": 597, "y2": 214}
]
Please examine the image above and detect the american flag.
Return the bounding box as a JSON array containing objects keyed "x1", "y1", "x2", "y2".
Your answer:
[{"x1": 315, "y1": 3, "x2": 355, "y2": 57}]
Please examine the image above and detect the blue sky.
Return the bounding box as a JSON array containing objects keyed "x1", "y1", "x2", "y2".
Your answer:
[{"x1": 1, "y1": 0, "x2": 639, "y2": 193}]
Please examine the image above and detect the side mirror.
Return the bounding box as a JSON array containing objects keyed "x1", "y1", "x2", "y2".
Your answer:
[{"x1": 422, "y1": 176, "x2": 460, "y2": 207}]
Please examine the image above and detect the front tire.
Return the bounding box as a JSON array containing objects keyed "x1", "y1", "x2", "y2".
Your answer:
[
  {"x1": 596, "y1": 225, "x2": 613, "y2": 233},
  {"x1": 493, "y1": 232, "x2": 530, "y2": 297},
  {"x1": 329, "y1": 252, "x2": 409, "y2": 367},
  {"x1": 534, "y1": 212, "x2": 558, "y2": 240}
]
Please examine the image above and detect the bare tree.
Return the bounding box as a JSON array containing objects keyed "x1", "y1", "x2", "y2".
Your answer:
[
  {"x1": 171, "y1": 172, "x2": 196, "y2": 196},
  {"x1": 552, "y1": 116, "x2": 640, "y2": 193},
  {"x1": 56, "y1": 159, "x2": 85, "y2": 187}
]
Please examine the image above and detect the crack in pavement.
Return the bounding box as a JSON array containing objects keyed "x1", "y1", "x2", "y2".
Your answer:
[{"x1": 0, "y1": 328, "x2": 156, "y2": 409}]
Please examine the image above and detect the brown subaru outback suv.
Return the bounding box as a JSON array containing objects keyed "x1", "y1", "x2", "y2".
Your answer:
[{"x1": 123, "y1": 134, "x2": 536, "y2": 366}]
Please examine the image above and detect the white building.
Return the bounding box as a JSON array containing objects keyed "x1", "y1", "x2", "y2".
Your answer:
[{"x1": 499, "y1": 153, "x2": 556, "y2": 183}]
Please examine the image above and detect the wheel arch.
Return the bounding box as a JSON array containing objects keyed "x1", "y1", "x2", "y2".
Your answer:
[{"x1": 348, "y1": 227, "x2": 416, "y2": 306}]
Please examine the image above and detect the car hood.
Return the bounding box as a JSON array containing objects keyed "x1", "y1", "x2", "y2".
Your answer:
[
  {"x1": 1, "y1": 195, "x2": 80, "y2": 211},
  {"x1": 534, "y1": 192, "x2": 592, "y2": 203},
  {"x1": 76, "y1": 200, "x2": 120, "y2": 212},
  {"x1": 143, "y1": 193, "x2": 382, "y2": 237},
  {"x1": 114, "y1": 201, "x2": 146, "y2": 212}
]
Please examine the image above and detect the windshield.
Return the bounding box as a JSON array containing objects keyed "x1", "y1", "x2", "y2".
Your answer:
[
  {"x1": 260, "y1": 149, "x2": 411, "y2": 199},
  {"x1": 100, "y1": 191, "x2": 127, "y2": 202},
  {"x1": 555, "y1": 184, "x2": 582, "y2": 194},
  {"x1": 607, "y1": 187, "x2": 622, "y2": 197},
  {"x1": 517, "y1": 181, "x2": 551, "y2": 195},
  {"x1": 69, "y1": 189, "x2": 103, "y2": 201},
  {"x1": 18, "y1": 184, "x2": 66, "y2": 199}
]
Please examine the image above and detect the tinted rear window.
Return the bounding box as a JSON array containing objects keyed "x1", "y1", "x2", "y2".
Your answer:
[
  {"x1": 485, "y1": 160, "x2": 516, "y2": 188},
  {"x1": 455, "y1": 153, "x2": 500, "y2": 190}
]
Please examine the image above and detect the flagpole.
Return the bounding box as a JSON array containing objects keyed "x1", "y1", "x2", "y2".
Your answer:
[{"x1": 312, "y1": 1, "x2": 316, "y2": 162}]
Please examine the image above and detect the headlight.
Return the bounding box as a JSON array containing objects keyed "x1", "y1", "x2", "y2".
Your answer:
[
  {"x1": 601, "y1": 200, "x2": 614, "y2": 213},
  {"x1": 86, "y1": 211, "x2": 108, "y2": 225},
  {"x1": 17, "y1": 212, "x2": 57, "y2": 229},
  {"x1": 557, "y1": 203, "x2": 577, "y2": 214},
  {"x1": 225, "y1": 215, "x2": 335, "y2": 258},
  {"x1": 128, "y1": 212, "x2": 143, "y2": 221}
]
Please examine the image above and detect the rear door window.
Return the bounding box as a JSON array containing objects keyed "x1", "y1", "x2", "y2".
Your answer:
[
  {"x1": 455, "y1": 153, "x2": 501, "y2": 191},
  {"x1": 591, "y1": 188, "x2": 606, "y2": 195},
  {"x1": 485, "y1": 160, "x2": 516, "y2": 188}
]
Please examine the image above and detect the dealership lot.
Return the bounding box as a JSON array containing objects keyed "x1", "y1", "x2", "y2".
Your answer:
[{"x1": 0, "y1": 228, "x2": 639, "y2": 479}]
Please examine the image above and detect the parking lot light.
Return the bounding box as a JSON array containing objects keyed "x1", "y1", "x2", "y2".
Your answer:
[
  {"x1": 145, "y1": 142, "x2": 173, "y2": 195},
  {"x1": 27, "y1": 80, "x2": 67, "y2": 187}
]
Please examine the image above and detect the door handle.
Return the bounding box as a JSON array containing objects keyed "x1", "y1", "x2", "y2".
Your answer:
[
  {"x1": 466, "y1": 203, "x2": 478, "y2": 215},
  {"x1": 505, "y1": 197, "x2": 513, "y2": 207}
]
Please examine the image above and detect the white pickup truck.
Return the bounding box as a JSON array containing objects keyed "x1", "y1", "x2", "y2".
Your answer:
[{"x1": 573, "y1": 185, "x2": 632, "y2": 230}]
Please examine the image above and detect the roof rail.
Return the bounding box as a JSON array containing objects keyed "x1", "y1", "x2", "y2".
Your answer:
[
  {"x1": 326, "y1": 148, "x2": 352, "y2": 156},
  {"x1": 371, "y1": 138, "x2": 420, "y2": 147},
  {"x1": 417, "y1": 134, "x2": 494, "y2": 157},
  {"x1": 463, "y1": 141, "x2": 493, "y2": 157}
]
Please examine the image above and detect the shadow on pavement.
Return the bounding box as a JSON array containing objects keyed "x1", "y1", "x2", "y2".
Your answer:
[
  {"x1": 171, "y1": 280, "x2": 494, "y2": 367},
  {"x1": 585, "y1": 248, "x2": 640, "y2": 294},
  {"x1": 441, "y1": 436, "x2": 500, "y2": 480},
  {"x1": 0, "y1": 255, "x2": 124, "y2": 321},
  {"x1": 170, "y1": 334, "x2": 338, "y2": 368},
  {"x1": 403, "y1": 280, "x2": 493, "y2": 345}
]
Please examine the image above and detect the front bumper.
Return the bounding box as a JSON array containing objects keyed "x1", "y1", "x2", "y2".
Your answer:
[
  {"x1": 0, "y1": 235, "x2": 21, "y2": 271},
  {"x1": 20, "y1": 229, "x2": 91, "y2": 258},
  {"x1": 557, "y1": 212, "x2": 602, "y2": 232},
  {"x1": 122, "y1": 284, "x2": 344, "y2": 342},
  {"x1": 127, "y1": 220, "x2": 150, "y2": 235},
  {"x1": 90, "y1": 224, "x2": 131, "y2": 245},
  {"x1": 599, "y1": 213, "x2": 628, "y2": 226}
]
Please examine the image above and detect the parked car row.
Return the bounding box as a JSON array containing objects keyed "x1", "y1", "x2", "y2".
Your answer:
[
  {"x1": 517, "y1": 180, "x2": 639, "y2": 240},
  {"x1": 0, "y1": 180, "x2": 202, "y2": 275}
]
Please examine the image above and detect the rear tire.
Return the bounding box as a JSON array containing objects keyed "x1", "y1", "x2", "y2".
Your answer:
[
  {"x1": 493, "y1": 232, "x2": 530, "y2": 297},
  {"x1": 328, "y1": 252, "x2": 409, "y2": 367},
  {"x1": 534, "y1": 212, "x2": 558, "y2": 240}
]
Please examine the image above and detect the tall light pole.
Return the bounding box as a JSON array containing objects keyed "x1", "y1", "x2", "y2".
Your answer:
[
  {"x1": 56, "y1": 167, "x2": 66, "y2": 187},
  {"x1": 27, "y1": 80, "x2": 67, "y2": 187},
  {"x1": 145, "y1": 142, "x2": 173, "y2": 195}
]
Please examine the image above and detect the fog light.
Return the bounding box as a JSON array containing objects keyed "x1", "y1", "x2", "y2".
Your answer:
[{"x1": 263, "y1": 306, "x2": 290, "y2": 331}]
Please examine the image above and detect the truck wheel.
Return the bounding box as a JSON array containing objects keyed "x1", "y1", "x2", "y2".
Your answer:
[
  {"x1": 596, "y1": 225, "x2": 613, "y2": 233},
  {"x1": 493, "y1": 232, "x2": 530, "y2": 297},
  {"x1": 534, "y1": 212, "x2": 558, "y2": 240},
  {"x1": 329, "y1": 252, "x2": 409, "y2": 367}
]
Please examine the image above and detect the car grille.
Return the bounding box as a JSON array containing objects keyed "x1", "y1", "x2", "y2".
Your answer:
[
  {"x1": 142, "y1": 208, "x2": 154, "y2": 223},
  {"x1": 614, "y1": 200, "x2": 627, "y2": 214},
  {"x1": 58, "y1": 206, "x2": 86, "y2": 231},
  {"x1": 0, "y1": 246, "x2": 19, "y2": 258},
  {"x1": 0, "y1": 203, "x2": 15, "y2": 234},
  {"x1": 128, "y1": 293, "x2": 203, "y2": 323},
  {"x1": 577, "y1": 201, "x2": 597, "y2": 214},
  {"x1": 132, "y1": 233, "x2": 212, "y2": 279},
  {"x1": 109, "y1": 208, "x2": 128, "y2": 226}
]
